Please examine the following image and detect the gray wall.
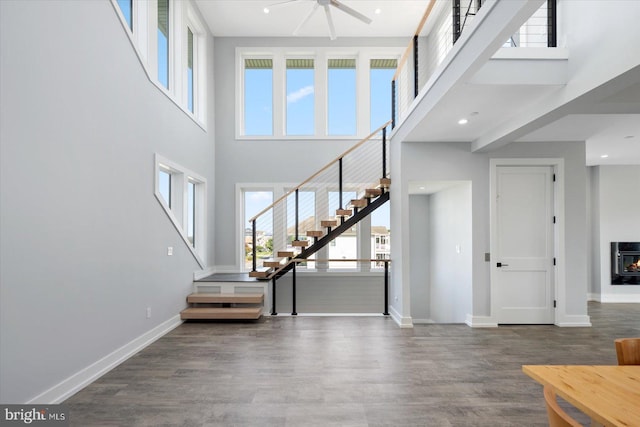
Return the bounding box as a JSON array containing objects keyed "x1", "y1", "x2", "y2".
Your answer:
[
  {"x1": 591, "y1": 165, "x2": 640, "y2": 300},
  {"x1": 409, "y1": 195, "x2": 430, "y2": 322},
  {"x1": 0, "y1": 0, "x2": 215, "y2": 403},
  {"x1": 213, "y1": 36, "x2": 405, "y2": 268},
  {"x1": 428, "y1": 183, "x2": 472, "y2": 323},
  {"x1": 391, "y1": 141, "x2": 588, "y2": 322}
]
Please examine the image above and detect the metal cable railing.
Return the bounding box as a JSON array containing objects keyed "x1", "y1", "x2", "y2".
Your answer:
[
  {"x1": 248, "y1": 121, "x2": 391, "y2": 275},
  {"x1": 392, "y1": 0, "x2": 557, "y2": 129}
]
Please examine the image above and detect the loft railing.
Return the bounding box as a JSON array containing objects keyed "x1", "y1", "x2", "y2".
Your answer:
[
  {"x1": 248, "y1": 121, "x2": 392, "y2": 275},
  {"x1": 391, "y1": 0, "x2": 557, "y2": 129},
  {"x1": 269, "y1": 258, "x2": 391, "y2": 317}
]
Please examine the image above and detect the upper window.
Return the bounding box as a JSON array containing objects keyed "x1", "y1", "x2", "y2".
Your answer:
[
  {"x1": 370, "y1": 59, "x2": 397, "y2": 133},
  {"x1": 158, "y1": 168, "x2": 172, "y2": 208},
  {"x1": 116, "y1": 0, "x2": 132, "y2": 30},
  {"x1": 327, "y1": 58, "x2": 356, "y2": 136},
  {"x1": 157, "y1": 0, "x2": 170, "y2": 89},
  {"x1": 286, "y1": 58, "x2": 315, "y2": 136},
  {"x1": 244, "y1": 58, "x2": 273, "y2": 136},
  {"x1": 187, "y1": 28, "x2": 195, "y2": 113},
  {"x1": 237, "y1": 48, "x2": 402, "y2": 139}
]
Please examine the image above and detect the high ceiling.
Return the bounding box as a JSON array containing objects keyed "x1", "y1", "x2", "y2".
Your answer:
[
  {"x1": 195, "y1": 0, "x2": 429, "y2": 38},
  {"x1": 195, "y1": 0, "x2": 640, "y2": 166}
]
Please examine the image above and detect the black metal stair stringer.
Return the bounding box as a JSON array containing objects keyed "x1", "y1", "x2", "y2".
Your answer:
[{"x1": 272, "y1": 191, "x2": 390, "y2": 280}]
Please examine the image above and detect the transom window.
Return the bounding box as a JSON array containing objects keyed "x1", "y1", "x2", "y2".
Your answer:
[{"x1": 237, "y1": 47, "x2": 403, "y2": 139}]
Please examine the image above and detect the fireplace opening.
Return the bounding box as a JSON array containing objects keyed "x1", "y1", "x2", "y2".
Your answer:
[{"x1": 611, "y1": 242, "x2": 640, "y2": 285}]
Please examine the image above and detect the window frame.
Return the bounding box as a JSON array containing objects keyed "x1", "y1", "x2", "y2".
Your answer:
[
  {"x1": 155, "y1": 154, "x2": 207, "y2": 266},
  {"x1": 236, "y1": 47, "x2": 402, "y2": 141}
]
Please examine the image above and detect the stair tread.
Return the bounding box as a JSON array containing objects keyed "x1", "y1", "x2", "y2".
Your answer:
[
  {"x1": 336, "y1": 209, "x2": 353, "y2": 216},
  {"x1": 187, "y1": 293, "x2": 264, "y2": 304},
  {"x1": 263, "y1": 258, "x2": 285, "y2": 267},
  {"x1": 180, "y1": 307, "x2": 262, "y2": 320},
  {"x1": 307, "y1": 230, "x2": 323, "y2": 237},
  {"x1": 321, "y1": 220, "x2": 338, "y2": 227},
  {"x1": 278, "y1": 251, "x2": 295, "y2": 258},
  {"x1": 292, "y1": 240, "x2": 309, "y2": 247},
  {"x1": 350, "y1": 199, "x2": 367, "y2": 208}
]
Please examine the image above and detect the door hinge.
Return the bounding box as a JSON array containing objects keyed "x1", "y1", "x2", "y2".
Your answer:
[
  {"x1": 553, "y1": 258, "x2": 556, "y2": 266},
  {"x1": 553, "y1": 174, "x2": 556, "y2": 182},
  {"x1": 553, "y1": 216, "x2": 556, "y2": 224},
  {"x1": 553, "y1": 300, "x2": 556, "y2": 308}
]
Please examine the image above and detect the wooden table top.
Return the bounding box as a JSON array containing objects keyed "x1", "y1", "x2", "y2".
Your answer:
[{"x1": 522, "y1": 365, "x2": 640, "y2": 427}]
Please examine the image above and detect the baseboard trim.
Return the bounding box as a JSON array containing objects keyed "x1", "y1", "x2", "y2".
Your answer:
[
  {"x1": 465, "y1": 314, "x2": 498, "y2": 328},
  {"x1": 600, "y1": 294, "x2": 640, "y2": 303},
  {"x1": 27, "y1": 315, "x2": 183, "y2": 404},
  {"x1": 389, "y1": 306, "x2": 413, "y2": 328},
  {"x1": 556, "y1": 314, "x2": 592, "y2": 327},
  {"x1": 412, "y1": 318, "x2": 435, "y2": 324},
  {"x1": 587, "y1": 293, "x2": 601, "y2": 302}
]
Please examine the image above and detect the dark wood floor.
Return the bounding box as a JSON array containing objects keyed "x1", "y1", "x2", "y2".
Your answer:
[{"x1": 65, "y1": 302, "x2": 640, "y2": 426}]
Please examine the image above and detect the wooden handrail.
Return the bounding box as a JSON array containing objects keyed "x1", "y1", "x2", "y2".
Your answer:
[
  {"x1": 392, "y1": 0, "x2": 438, "y2": 81},
  {"x1": 248, "y1": 120, "x2": 392, "y2": 222}
]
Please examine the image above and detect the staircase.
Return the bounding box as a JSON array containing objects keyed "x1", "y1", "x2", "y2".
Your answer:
[
  {"x1": 182, "y1": 121, "x2": 392, "y2": 320},
  {"x1": 180, "y1": 292, "x2": 264, "y2": 320},
  {"x1": 250, "y1": 178, "x2": 391, "y2": 281}
]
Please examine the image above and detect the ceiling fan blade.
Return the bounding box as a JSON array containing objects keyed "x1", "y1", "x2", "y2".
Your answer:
[
  {"x1": 329, "y1": 0, "x2": 372, "y2": 25},
  {"x1": 323, "y1": 5, "x2": 337, "y2": 40},
  {"x1": 293, "y1": 2, "x2": 319, "y2": 35},
  {"x1": 266, "y1": 0, "x2": 301, "y2": 9}
]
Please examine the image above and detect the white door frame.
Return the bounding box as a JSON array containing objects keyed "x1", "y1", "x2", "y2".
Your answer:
[{"x1": 489, "y1": 158, "x2": 566, "y2": 326}]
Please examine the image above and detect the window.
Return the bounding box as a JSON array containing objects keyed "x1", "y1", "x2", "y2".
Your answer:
[
  {"x1": 116, "y1": 0, "x2": 132, "y2": 30},
  {"x1": 370, "y1": 202, "x2": 390, "y2": 268},
  {"x1": 244, "y1": 58, "x2": 273, "y2": 135},
  {"x1": 328, "y1": 58, "x2": 356, "y2": 135},
  {"x1": 286, "y1": 58, "x2": 315, "y2": 135},
  {"x1": 158, "y1": 168, "x2": 171, "y2": 208},
  {"x1": 370, "y1": 59, "x2": 397, "y2": 132},
  {"x1": 157, "y1": 0, "x2": 169, "y2": 89},
  {"x1": 328, "y1": 190, "x2": 357, "y2": 268},
  {"x1": 154, "y1": 155, "x2": 206, "y2": 265},
  {"x1": 187, "y1": 28, "x2": 194, "y2": 113},
  {"x1": 244, "y1": 191, "x2": 274, "y2": 270},
  {"x1": 187, "y1": 180, "x2": 196, "y2": 246}
]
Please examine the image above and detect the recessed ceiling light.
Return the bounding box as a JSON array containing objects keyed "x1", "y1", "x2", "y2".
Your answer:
[
  {"x1": 374, "y1": 8, "x2": 381, "y2": 14},
  {"x1": 263, "y1": 7, "x2": 270, "y2": 14},
  {"x1": 458, "y1": 118, "x2": 468, "y2": 125},
  {"x1": 601, "y1": 154, "x2": 609, "y2": 158},
  {"x1": 419, "y1": 186, "x2": 425, "y2": 190}
]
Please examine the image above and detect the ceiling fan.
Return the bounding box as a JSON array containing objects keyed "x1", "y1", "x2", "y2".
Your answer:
[{"x1": 266, "y1": 0, "x2": 373, "y2": 40}]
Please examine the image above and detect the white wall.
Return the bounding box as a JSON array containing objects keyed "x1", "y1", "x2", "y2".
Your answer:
[
  {"x1": 428, "y1": 183, "x2": 472, "y2": 323},
  {"x1": 390, "y1": 141, "x2": 588, "y2": 325},
  {"x1": 592, "y1": 166, "x2": 640, "y2": 302},
  {"x1": 0, "y1": 0, "x2": 215, "y2": 403}
]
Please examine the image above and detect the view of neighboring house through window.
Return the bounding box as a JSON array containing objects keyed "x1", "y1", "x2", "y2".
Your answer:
[
  {"x1": 187, "y1": 27, "x2": 194, "y2": 113},
  {"x1": 328, "y1": 190, "x2": 357, "y2": 268},
  {"x1": 187, "y1": 180, "x2": 196, "y2": 246},
  {"x1": 116, "y1": 0, "x2": 132, "y2": 30},
  {"x1": 157, "y1": 0, "x2": 169, "y2": 89},
  {"x1": 371, "y1": 202, "x2": 390, "y2": 268},
  {"x1": 244, "y1": 58, "x2": 273, "y2": 135},
  {"x1": 158, "y1": 168, "x2": 171, "y2": 208},
  {"x1": 244, "y1": 191, "x2": 274, "y2": 270},
  {"x1": 286, "y1": 58, "x2": 315, "y2": 135},
  {"x1": 370, "y1": 58, "x2": 397, "y2": 132},
  {"x1": 328, "y1": 58, "x2": 356, "y2": 135}
]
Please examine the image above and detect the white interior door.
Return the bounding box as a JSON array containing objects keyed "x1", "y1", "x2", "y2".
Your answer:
[{"x1": 493, "y1": 165, "x2": 554, "y2": 324}]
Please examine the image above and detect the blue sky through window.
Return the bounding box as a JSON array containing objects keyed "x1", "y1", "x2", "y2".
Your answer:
[
  {"x1": 245, "y1": 67, "x2": 273, "y2": 135},
  {"x1": 116, "y1": 0, "x2": 132, "y2": 30},
  {"x1": 328, "y1": 63, "x2": 356, "y2": 135},
  {"x1": 370, "y1": 67, "x2": 395, "y2": 133},
  {"x1": 287, "y1": 60, "x2": 314, "y2": 135}
]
